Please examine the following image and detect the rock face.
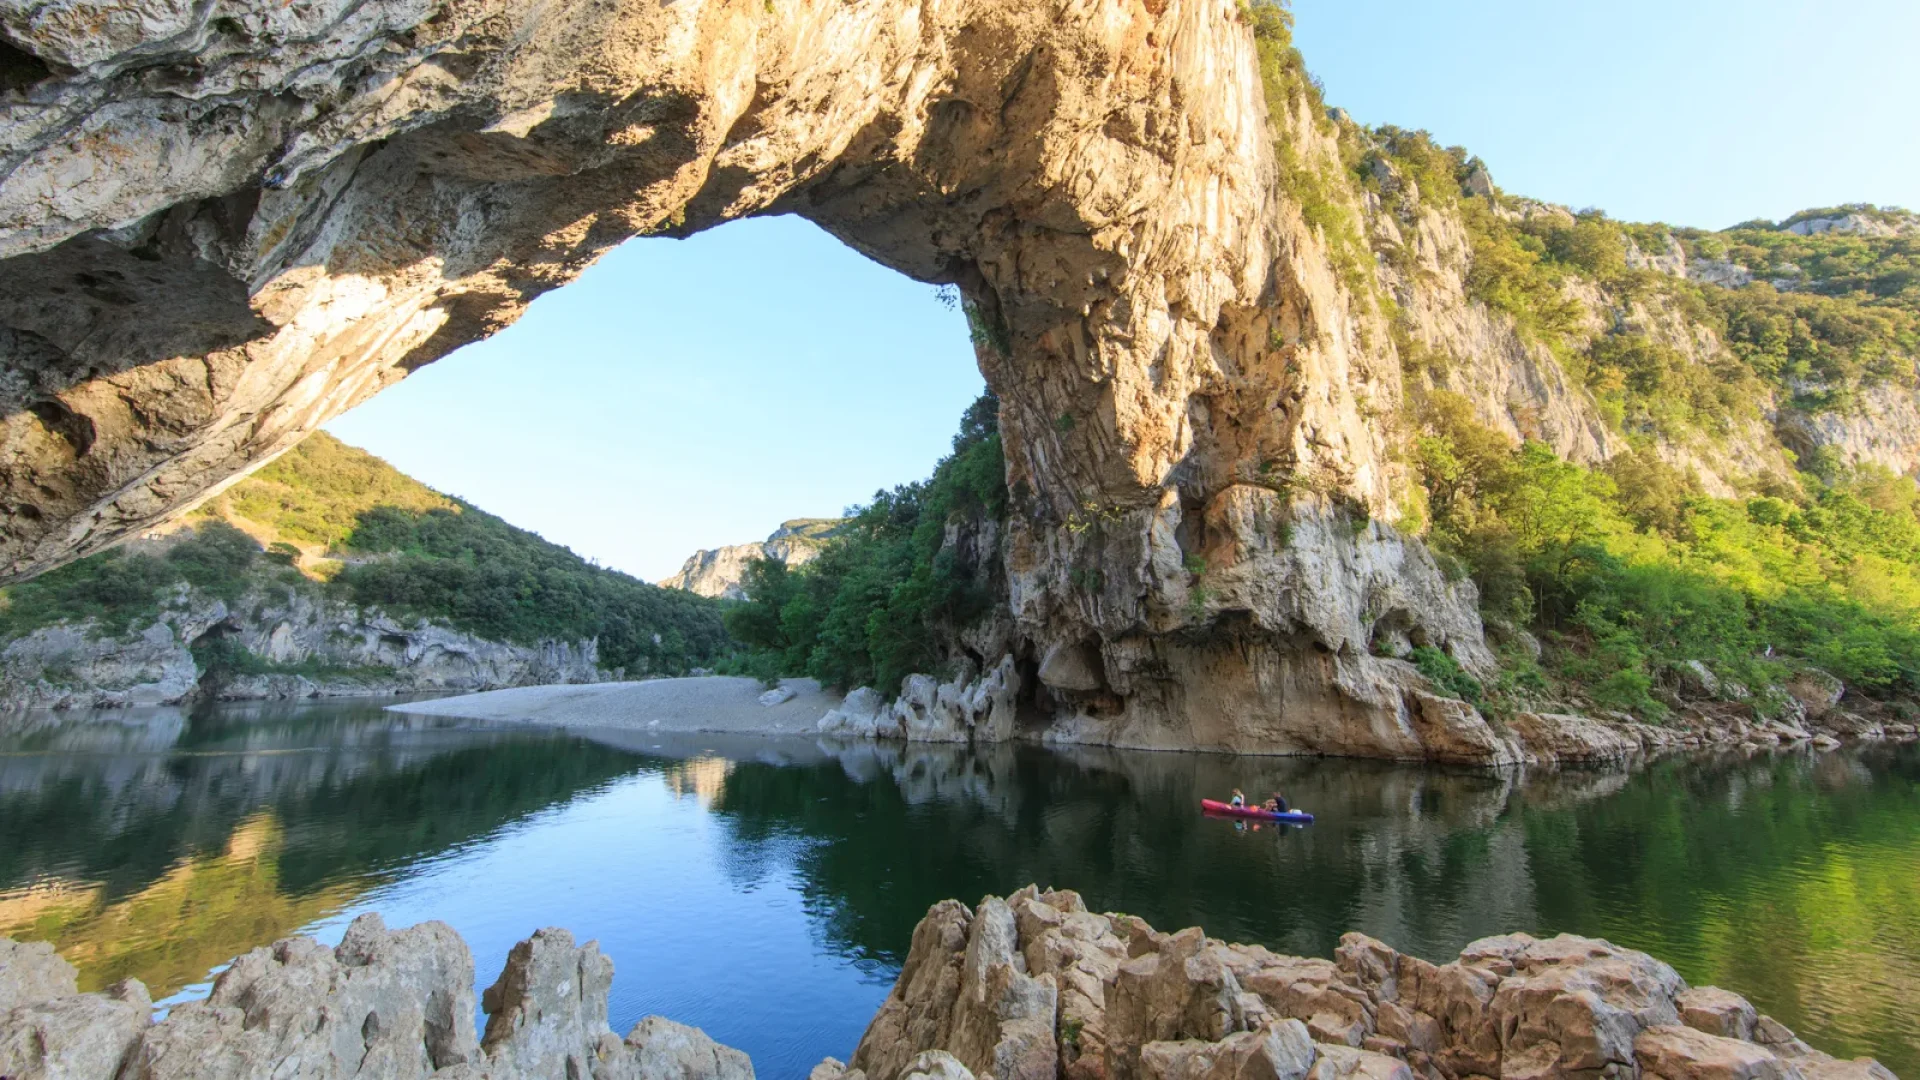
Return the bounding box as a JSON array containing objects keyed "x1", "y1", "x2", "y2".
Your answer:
[
  {"x1": 0, "y1": 915, "x2": 753, "y2": 1080},
  {"x1": 1, "y1": 583, "x2": 607, "y2": 711},
  {"x1": 0, "y1": 0, "x2": 1499, "y2": 762},
  {"x1": 0, "y1": 895, "x2": 1899, "y2": 1080},
  {"x1": 2, "y1": 0, "x2": 1917, "y2": 764},
  {"x1": 828, "y1": 888, "x2": 1897, "y2": 1080},
  {"x1": 661, "y1": 521, "x2": 843, "y2": 601}
]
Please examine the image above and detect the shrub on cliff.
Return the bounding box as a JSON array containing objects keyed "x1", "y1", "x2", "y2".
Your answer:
[
  {"x1": 1415, "y1": 405, "x2": 1920, "y2": 716},
  {"x1": 0, "y1": 521, "x2": 284, "y2": 641},
  {"x1": 725, "y1": 395, "x2": 1007, "y2": 695}
]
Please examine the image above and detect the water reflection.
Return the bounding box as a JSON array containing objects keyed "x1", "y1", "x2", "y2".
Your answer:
[
  {"x1": 0, "y1": 702, "x2": 639, "y2": 995},
  {"x1": 0, "y1": 705, "x2": 1913, "y2": 1076},
  {"x1": 706, "y1": 741, "x2": 1918, "y2": 1072}
]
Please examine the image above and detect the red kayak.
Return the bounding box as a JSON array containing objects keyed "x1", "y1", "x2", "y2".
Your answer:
[{"x1": 1201, "y1": 799, "x2": 1315, "y2": 824}]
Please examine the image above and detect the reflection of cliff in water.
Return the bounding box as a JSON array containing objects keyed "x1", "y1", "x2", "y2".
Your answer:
[
  {"x1": 706, "y1": 739, "x2": 1920, "y2": 1065},
  {"x1": 707, "y1": 741, "x2": 1565, "y2": 965},
  {"x1": 0, "y1": 702, "x2": 645, "y2": 992}
]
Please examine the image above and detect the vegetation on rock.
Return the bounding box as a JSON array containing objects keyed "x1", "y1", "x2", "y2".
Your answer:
[
  {"x1": 0, "y1": 434, "x2": 731, "y2": 679},
  {"x1": 1415, "y1": 395, "x2": 1920, "y2": 719},
  {"x1": 723, "y1": 396, "x2": 1008, "y2": 693}
]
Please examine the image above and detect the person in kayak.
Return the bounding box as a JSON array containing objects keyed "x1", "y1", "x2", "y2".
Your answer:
[
  {"x1": 1262, "y1": 793, "x2": 1290, "y2": 814},
  {"x1": 1229, "y1": 789, "x2": 1247, "y2": 808}
]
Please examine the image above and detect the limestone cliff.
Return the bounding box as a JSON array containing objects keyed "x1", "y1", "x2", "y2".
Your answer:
[
  {"x1": 0, "y1": 0, "x2": 1914, "y2": 759},
  {"x1": 660, "y1": 520, "x2": 843, "y2": 600},
  {"x1": 0, "y1": 560, "x2": 610, "y2": 711}
]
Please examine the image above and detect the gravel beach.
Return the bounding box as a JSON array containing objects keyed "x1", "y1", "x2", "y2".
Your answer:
[{"x1": 387, "y1": 676, "x2": 841, "y2": 735}]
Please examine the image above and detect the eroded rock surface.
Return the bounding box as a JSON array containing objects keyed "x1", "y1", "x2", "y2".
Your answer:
[
  {"x1": 1, "y1": 894, "x2": 1899, "y2": 1080},
  {"x1": 0, "y1": 915, "x2": 753, "y2": 1080},
  {"x1": 660, "y1": 521, "x2": 842, "y2": 601},
  {"x1": 0, "y1": 580, "x2": 609, "y2": 712},
  {"x1": 833, "y1": 889, "x2": 1898, "y2": 1080},
  {"x1": 0, "y1": 0, "x2": 1502, "y2": 761}
]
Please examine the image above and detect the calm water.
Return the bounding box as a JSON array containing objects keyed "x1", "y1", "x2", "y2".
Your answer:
[{"x1": 1, "y1": 701, "x2": 1915, "y2": 1077}]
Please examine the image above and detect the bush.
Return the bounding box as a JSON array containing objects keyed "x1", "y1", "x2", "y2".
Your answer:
[
  {"x1": 1411, "y1": 646, "x2": 1483, "y2": 705},
  {"x1": 726, "y1": 396, "x2": 1008, "y2": 695},
  {"x1": 0, "y1": 522, "x2": 273, "y2": 640},
  {"x1": 1413, "y1": 404, "x2": 1920, "y2": 714}
]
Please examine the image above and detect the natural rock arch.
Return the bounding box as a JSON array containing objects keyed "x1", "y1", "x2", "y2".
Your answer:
[{"x1": 0, "y1": 0, "x2": 1493, "y2": 756}]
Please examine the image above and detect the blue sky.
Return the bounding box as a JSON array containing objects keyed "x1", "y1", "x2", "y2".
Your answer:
[{"x1": 327, "y1": 0, "x2": 1920, "y2": 580}]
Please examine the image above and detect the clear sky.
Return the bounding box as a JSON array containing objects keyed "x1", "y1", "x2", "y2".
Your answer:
[
  {"x1": 327, "y1": 0, "x2": 1919, "y2": 580},
  {"x1": 326, "y1": 216, "x2": 985, "y2": 581},
  {"x1": 1291, "y1": 0, "x2": 1920, "y2": 229}
]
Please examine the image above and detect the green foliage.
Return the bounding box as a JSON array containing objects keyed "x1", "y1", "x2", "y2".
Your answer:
[
  {"x1": 1411, "y1": 645, "x2": 1483, "y2": 705},
  {"x1": 1414, "y1": 404, "x2": 1920, "y2": 714},
  {"x1": 726, "y1": 396, "x2": 1008, "y2": 695},
  {"x1": 201, "y1": 432, "x2": 451, "y2": 551},
  {"x1": 1245, "y1": 1, "x2": 1371, "y2": 298},
  {"x1": 1455, "y1": 199, "x2": 1586, "y2": 355},
  {"x1": 1707, "y1": 283, "x2": 1917, "y2": 406},
  {"x1": 1, "y1": 437, "x2": 731, "y2": 678},
  {"x1": 1580, "y1": 331, "x2": 1760, "y2": 437},
  {"x1": 191, "y1": 634, "x2": 391, "y2": 683},
  {"x1": 0, "y1": 522, "x2": 279, "y2": 640},
  {"x1": 1694, "y1": 207, "x2": 1920, "y2": 319},
  {"x1": 333, "y1": 499, "x2": 730, "y2": 676}
]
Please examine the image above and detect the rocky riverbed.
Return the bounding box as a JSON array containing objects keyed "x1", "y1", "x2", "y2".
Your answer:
[{"x1": 0, "y1": 889, "x2": 1895, "y2": 1080}]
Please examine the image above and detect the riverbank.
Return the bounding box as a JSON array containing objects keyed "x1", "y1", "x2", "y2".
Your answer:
[
  {"x1": 0, "y1": 888, "x2": 1897, "y2": 1080},
  {"x1": 388, "y1": 676, "x2": 841, "y2": 735},
  {"x1": 394, "y1": 673, "x2": 1918, "y2": 768}
]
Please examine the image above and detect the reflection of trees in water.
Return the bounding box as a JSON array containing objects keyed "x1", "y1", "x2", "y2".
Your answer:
[
  {"x1": 707, "y1": 743, "x2": 1563, "y2": 966},
  {"x1": 709, "y1": 740, "x2": 1920, "y2": 1073},
  {"x1": 1518, "y1": 746, "x2": 1920, "y2": 1067},
  {"x1": 0, "y1": 703, "x2": 648, "y2": 993}
]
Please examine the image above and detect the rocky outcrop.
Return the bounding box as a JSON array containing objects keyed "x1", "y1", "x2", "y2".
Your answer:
[
  {"x1": 661, "y1": 521, "x2": 843, "y2": 601},
  {"x1": 1, "y1": 892, "x2": 1903, "y2": 1080},
  {"x1": 0, "y1": 916, "x2": 753, "y2": 1080},
  {"x1": 819, "y1": 656, "x2": 1023, "y2": 745},
  {"x1": 0, "y1": 0, "x2": 1507, "y2": 764},
  {"x1": 1, "y1": 585, "x2": 607, "y2": 712},
  {"x1": 3, "y1": 0, "x2": 1918, "y2": 766},
  {"x1": 827, "y1": 888, "x2": 1897, "y2": 1080}
]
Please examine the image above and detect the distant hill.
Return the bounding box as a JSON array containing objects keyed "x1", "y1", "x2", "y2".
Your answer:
[
  {"x1": 1, "y1": 434, "x2": 733, "y2": 709},
  {"x1": 659, "y1": 519, "x2": 847, "y2": 601}
]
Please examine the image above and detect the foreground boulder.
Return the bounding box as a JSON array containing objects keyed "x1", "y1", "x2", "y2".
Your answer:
[
  {"x1": 1, "y1": 898, "x2": 1897, "y2": 1080},
  {"x1": 0, "y1": 915, "x2": 751, "y2": 1080},
  {"x1": 828, "y1": 888, "x2": 1897, "y2": 1080}
]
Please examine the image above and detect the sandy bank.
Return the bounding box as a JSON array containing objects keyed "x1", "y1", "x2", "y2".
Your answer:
[{"x1": 387, "y1": 676, "x2": 840, "y2": 735}]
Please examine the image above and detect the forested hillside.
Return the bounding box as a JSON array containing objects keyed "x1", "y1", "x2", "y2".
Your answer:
[{"x1": 1, "y1": 434, "x2": 731, "y2": 707}]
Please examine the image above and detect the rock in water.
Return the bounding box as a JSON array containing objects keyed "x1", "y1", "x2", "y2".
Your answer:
[
  {"x1": 0, "y1": 898, "x2": 1898, "y2": 1080},
  {"x1": 122, "y1": 914, "x2": 479, "y2": 1079},
  {"x1": 0, "y1": 916, "x2": 752, "y2": 1080},
  {"x1": 0, "y1": 938, "x2": 79, "y2": 1010},
  {"x1": 619, "y1": 1017, "x2": 756, "y2": 1080},
  {"x1": 836, "y1": 888, "x2": 1900, "y2": 1080},
  {"x1": 0, "y1": 978, "x2": 151, "y2": 1080}
]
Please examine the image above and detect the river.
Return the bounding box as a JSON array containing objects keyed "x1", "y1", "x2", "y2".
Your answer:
[{"x1": 0, "y1": 699, "x2": 1914, "y2": 1076}]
